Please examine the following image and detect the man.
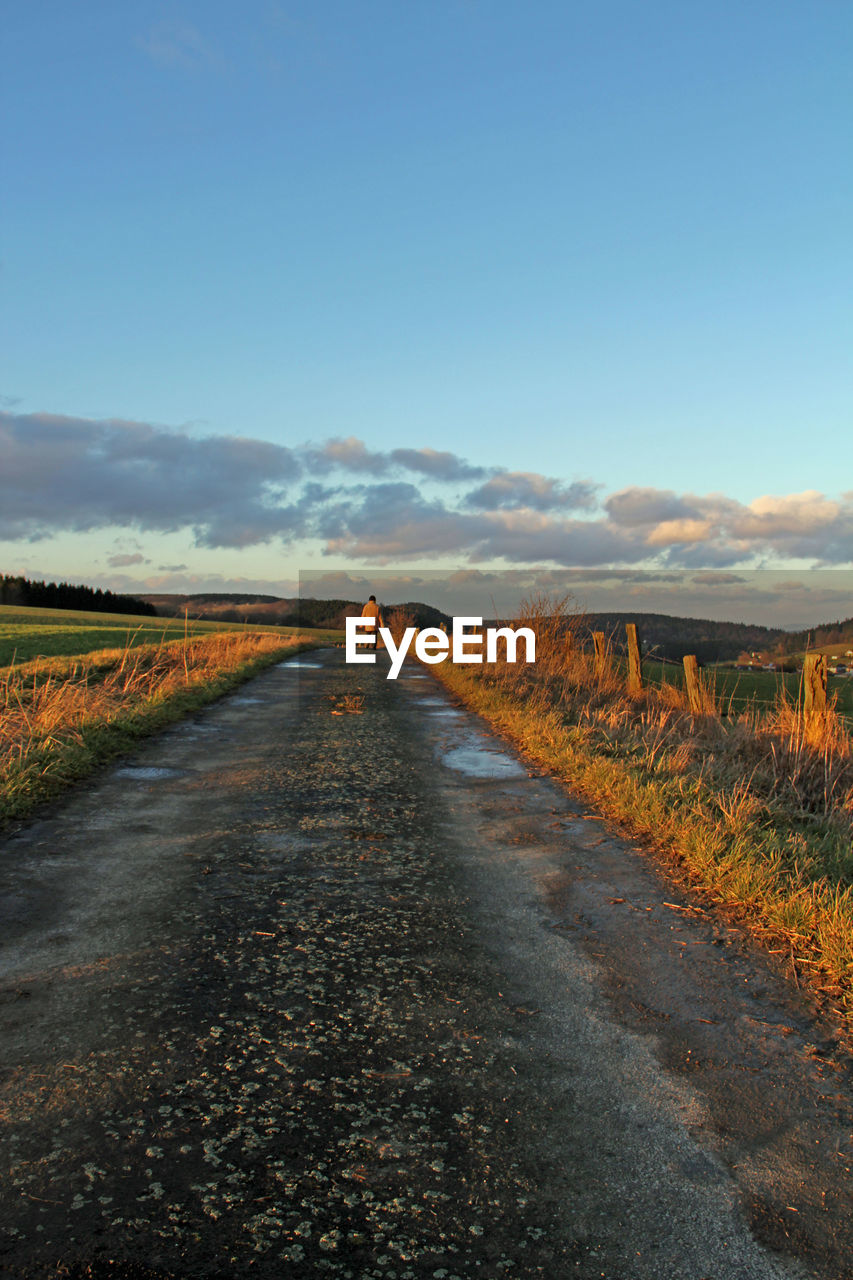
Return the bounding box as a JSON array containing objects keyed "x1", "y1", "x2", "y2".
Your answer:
[{"x1": 360, "y1": 594, "x2": 383, "y2": 651}]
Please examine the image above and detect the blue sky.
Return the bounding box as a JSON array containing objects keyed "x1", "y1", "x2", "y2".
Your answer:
[{"x1": 2, "y1": 2, "x2": 852, "y2": 621}]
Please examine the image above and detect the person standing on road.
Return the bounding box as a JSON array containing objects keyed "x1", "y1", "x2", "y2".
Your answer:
[{"x1": 361, "y1": 594, "x2": 383, "y2": 652}]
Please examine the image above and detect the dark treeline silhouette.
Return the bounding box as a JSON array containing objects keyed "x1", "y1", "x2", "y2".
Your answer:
[
  {"x1": 575, "y1": 612, "x2": 788, "y2": 665},
  {"x1": 780, "y1": 618, "x2": 853, "y2": 653},
  {"x1": 573, "y1": 611, "x2": 853, "y2": 664},
  {"x1": 0, "y1": 574, "x2": 156, "y2": 617}
]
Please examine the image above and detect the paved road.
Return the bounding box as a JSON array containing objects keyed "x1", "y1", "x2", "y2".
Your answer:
[{"x1": 0, "y1": 650, "x2": 850, "y2": 1279}]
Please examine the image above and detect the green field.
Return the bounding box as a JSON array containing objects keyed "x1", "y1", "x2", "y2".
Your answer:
[
  {"x1": 0, "y1": 604, "x2": 343, "y2": 666},
  {"x1": 641, "y1": 659, "x2": 853, "y2": 719}
]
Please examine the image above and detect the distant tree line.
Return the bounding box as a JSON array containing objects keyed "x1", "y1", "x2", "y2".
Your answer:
[
  {"x1": 778, "y1": 618, "x2": 853, "y2": 654},
  {"x1": 573, "y1": 611, "x2": 853, "y2": 664},
  {"x1": 0, "y1": 574, "x2": 157, "y2": 616},
  {"x1": 576, "y1": 613, "x2": 789, "y2": 664}
]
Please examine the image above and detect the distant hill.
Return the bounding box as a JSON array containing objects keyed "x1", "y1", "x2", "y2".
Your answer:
[
  {"x1": 574, "y1": 612, "x2": 853, "y2": 664},
  {"x1": 573, "y1": 612, "x2": 787, "y2": 664},
  {"x1": 140, "y1": 594, "x2": 452, "y2": 631},
  {"x1": 780, "y1": 617, "x2": 853, "y2": 654},
  {"x1": 139, "y1": 594, "x2": 853, "y2": 663}
]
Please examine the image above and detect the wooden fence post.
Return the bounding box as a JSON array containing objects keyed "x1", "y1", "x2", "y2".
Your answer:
[
  {"x1": 626, "y1": 623, "x2": 642, "y2": 695},
  {"x1": 803, "y1": 653, "x2": 827, "y2": 723},
  {"x1": 565, "y1": 631, "x2": 574, "y2": 660},
  {"x1": 593, "y1": 631, "x2": 607, "y2": 680},
  {"x1": 683, "y1": 654, "x2": 704, "y2": 715}
]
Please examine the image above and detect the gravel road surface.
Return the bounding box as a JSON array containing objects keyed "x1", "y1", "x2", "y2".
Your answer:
[{"x1": 0, "y1": 649, "x2": 850, "y2": 1280}]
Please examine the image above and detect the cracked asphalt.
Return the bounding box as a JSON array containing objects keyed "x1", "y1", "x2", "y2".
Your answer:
[{"x1": 0, "y1": 649, "x2": 850, "y2": 1279}]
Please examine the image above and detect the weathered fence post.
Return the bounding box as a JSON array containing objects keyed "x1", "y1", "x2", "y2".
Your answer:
[
  {"x1": 683, "y1": 654, "x2": 704, "y2": 715},
  {"x1": 626, "y1": 623, "x2": 643, "y2": 695},
  {"x1": 593, "y1": 631, "x2": 607, "y2": 680},
  {"x1": 565, "y1": 631, "x2": 574, "y2": 660},
  {"x1": 802, "y1": 653, "x2": 827, "y2": 723}
]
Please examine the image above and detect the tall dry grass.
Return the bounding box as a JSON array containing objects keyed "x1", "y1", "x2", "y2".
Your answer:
[
  {"x1": 436, "y1": 594, "x2": 853, "y2": 1012},
  {"x1": 382, "y1": 606, "x2": 418, "y2": 648},
  {"x1": 1, "y1": 631, "x2": 310, "y2": 820},
  {"x1": 499, "y1": 593, "x2": 853, "y2": 826}
]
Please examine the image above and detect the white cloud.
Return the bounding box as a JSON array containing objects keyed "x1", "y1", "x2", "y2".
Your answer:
[
  {"x1": 646, "y1": 518, "x2": 714, "y2": 546},
  {"x1": 733, "y1": 491, "x2": 841, "y2": 537}
]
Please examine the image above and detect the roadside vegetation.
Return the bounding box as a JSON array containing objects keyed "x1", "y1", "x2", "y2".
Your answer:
[
  {"x1": 639, "y1": 658, "x2": 853, "y2": 721},
  {"x1": 0, "y1": 618, "x2": 329, "y2": 823},
  {"x1": 435, "y1": 597, "x2": 853, "y2": 1020}
]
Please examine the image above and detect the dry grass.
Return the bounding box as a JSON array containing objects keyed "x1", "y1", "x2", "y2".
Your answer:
[
  {"x1": 331, "y1": 693, "x2": 365, "y2": 715},
  {"x1": 0, "y1": 631, "x2": 314, "y2": 821},
  {"x1": 435, "y1": 594, "x2": 853, "y2": 1017},
  {"x1": 382, "y1": 606, "x2": 418, "y2": 647}
]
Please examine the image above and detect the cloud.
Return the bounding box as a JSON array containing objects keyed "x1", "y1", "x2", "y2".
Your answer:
[
  {"x1": 691, "y1": 572, "x2": 748, "y2": 586},
  {"x1": 738, "y1": 491, "x2": 839, "y2": 535},
  {"x1": 465, "y1": 472, "x2": 599, "y2": 512},
  {"x1": 605, "y1": 488, "x2": 697, "y2": 527},
  {"x1": 108, "y1": 553, "x2": 148, "y2": 567},
  {"x1": 3, "y1": 409, "x2": 853, "y2": 571},
  {"x1": 0, "y1": 412, "x2": 301, "y2": 548},
  {"x1": 645, "y1": 518, "x2": 714, "y2": 546},
  {"x1": 389, "y1": 448, "x2": 486, "y2": 482},
  {"x1": 307, "y1": 436, "x2": 389, "y2": 476},
  {"x1": 303, "y1": 438, "x2": 484, "y2": 482},
  {"x1": 322, "y1": 484, "x2": 495, "y2": 558}
]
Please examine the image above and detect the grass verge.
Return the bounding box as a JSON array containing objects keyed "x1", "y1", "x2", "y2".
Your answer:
[
  {"x1": 434, "y1": 637, "x2": 853, "y2": 1022},
  {"x1": 1, "y1": 631, "x2": 317, "y2": 824}
]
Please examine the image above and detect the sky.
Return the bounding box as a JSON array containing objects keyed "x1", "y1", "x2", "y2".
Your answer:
[{"x1": 1, "y1": 1, "x2": 852, "y2": 624}]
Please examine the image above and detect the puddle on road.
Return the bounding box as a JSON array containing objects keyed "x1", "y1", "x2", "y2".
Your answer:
[
  {"x1": 428, "y1": 709, "x2": 465, "y2": 719},
  {"x1": 442, "y1": 747, "x2": 527, "y2": 779},
  {"x1": 230, "y1": 696, "x2": 265, "y2": 705},
  {"x1": 413, "y1": 697, "x2": 453, "y2": 708},
  {"x1": 277, "y1": 660, "x2": 324, "y2": 669},
  {"x1": 114, "y1": 766, "x2": 183, "y2": 781}
]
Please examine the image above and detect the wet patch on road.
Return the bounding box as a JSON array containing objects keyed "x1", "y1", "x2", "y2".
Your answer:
[
  {"x1": 442, "y1": 745, "x2": 528, "y2": 779},
  {"x1": 114, "y1": 766, "x2": 185, "y2": 781}
]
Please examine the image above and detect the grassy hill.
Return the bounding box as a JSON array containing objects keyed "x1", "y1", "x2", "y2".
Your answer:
[{"x1": 0, "y1": 603, "x2": 342, "y2": 666}]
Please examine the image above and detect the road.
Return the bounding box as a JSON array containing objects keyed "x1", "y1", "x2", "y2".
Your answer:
[{"x1": 0, "y1": 649, "x2": 850, "y2": 1279}]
